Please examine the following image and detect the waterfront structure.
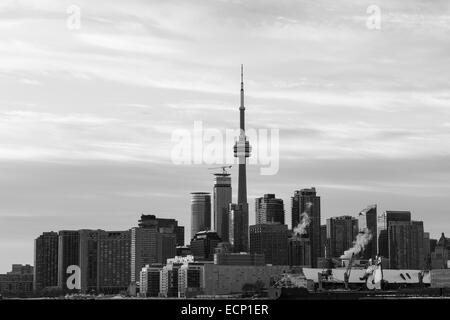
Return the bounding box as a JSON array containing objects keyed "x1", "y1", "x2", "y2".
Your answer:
[
  {"x1": 255, "y1": 194, "x2": 285, "y2": 225},
  {"x1": 358, "y1": 205, "x2": 377, "y2": 259},
  {"x1": 190, "y1": 192, "x2": 211, "y2": 239},
  {"x1": 249, "y1": 224, "x2": 289, "y2": 265},
  {"x1": 202, "y1": 264, "x2": 296, "y2": 296},
  {"x1": 34, "y1": 232, "x2": 59, "y2": 292},
  {"x1": 326, "y1": 216, "x2": 359, "y2": 258},
  {"x1": 291, "y1": 188, "x2": 321, "y2": 267},
  {"x1": 213, "y1": 172, "x2": 232, "y2": 242}
]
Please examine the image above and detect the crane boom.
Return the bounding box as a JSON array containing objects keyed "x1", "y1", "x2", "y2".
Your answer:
[
  {"x1": 344, "y1": 253, "x2": 354, "y2": 290},
  {"x1": 208, "y1": 165, "x2": 232, "y2": 174}
]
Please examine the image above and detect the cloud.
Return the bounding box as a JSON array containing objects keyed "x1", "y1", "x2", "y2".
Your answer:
[{"x1": 0, "y1": 0, "x2": 450, "y2": 272}]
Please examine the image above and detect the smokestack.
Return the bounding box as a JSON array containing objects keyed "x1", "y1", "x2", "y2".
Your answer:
[
  {"x1": 293, "y1": 202, "x2": 313, "y2": 236},
  {"x1": 340, "y1": 229, "x2": 373, "y2": 259}
]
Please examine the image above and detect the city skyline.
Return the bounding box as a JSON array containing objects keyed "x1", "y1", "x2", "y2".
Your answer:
[{"x1": 1, "y1": 0, "x2": 450, "y2": 274}]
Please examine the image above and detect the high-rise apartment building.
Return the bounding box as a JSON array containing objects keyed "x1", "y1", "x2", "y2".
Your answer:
[
  {"x1": 97, "y1": 230, "x2": 131, "y2": 294},
  {"x1": 79, "y1": 229, "x2": 100, "y2": 294},
  {"x1": 57, "y1": 230, "x2": 80, "y2": 290},
  {"x1": 34, "y1": 232, "x2": 59, "y2": 292}
]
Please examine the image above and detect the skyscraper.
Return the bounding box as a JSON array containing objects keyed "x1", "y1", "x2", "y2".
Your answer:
[
  {"x1": 388, "y1": 219, "x2": 425, "y2": 269},
  {"x1": 213, "y1": 172, "x2": 232, "y2": 242},
  {"x1": 249, "y1": 224, "x2": 288, "y2": 265},
  {"x1": 34, "y1": 232, "x2": 59, "y2": 292},
  {"x1": 423, "y1": 232, "x2": 431, "y2": 268},
  {"x1": 229, "y1": 203, "x2": 248, "y2": 252},
  {"x1": 230, "y1": 65, "x2": 251, "y2": 252},
  {"x1": 320, "y1": 225, "x2": 327, "y2": 258},
  {"x1": 97, "y1": 230, "x2": 131, "y2": 294},
  {"x1": 378, "y1": 210, "x2": 411, "y2": 258},
  {"x1": 190, "y1": 192, "x2": 211, "y2": 239},
  {"x1": 358, "y1": 204, "x2": 377, "y2": 259},
  {"x1": 137, "y1": 214, "x2": 184, "y2": 246},
  {"x1": 190, "y1": 230, "x2": 222, "y2": 261},
  {"x1": 255, "y1": 194, "x2": 285, "y2": 225},
  {"x1": 131, "y1": 215, "x2": 177, "y2": 284},
  {"x1": 291, "y1": 188, "x2": 321, "y2": 267},
  {"x1": 79, "y1": 229, "x2": 100, "y2": 294},
  {"x1": 288, "y1": 236, "x2": 311, "y2": 266},
  {"x1": 57, "y1": 230, "x2": 80, "y2": 290},
  {"x1": 131, "y1": 227, "x2": 158, "y2": 284},
  {"x1": 326, "y1": 216, "x2": 359, "y2": 258}
]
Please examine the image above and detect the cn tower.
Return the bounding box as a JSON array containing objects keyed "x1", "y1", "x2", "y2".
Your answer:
[
  {"x1": 234, "y1": 64, "x2": 251, "y2": 205},
  {"x1": 230, "y1": 65, "x2": 251, "y2": 252}
]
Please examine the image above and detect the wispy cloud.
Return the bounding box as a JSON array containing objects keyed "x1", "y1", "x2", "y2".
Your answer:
[{"x1": 0, "y1": 0, "x2": 449, "y2": 272}]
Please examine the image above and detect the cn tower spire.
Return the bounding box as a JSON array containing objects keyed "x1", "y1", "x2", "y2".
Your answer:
[{"x1": 240, "y1": 64, "x2": 245, "y2": 131}]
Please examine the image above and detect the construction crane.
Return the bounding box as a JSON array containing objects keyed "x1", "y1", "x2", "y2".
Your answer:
[
  {"x1": 208, "y1": 165, "x2": 232, "y2": 174},
  {"x1": 343, "y1": 253, "x2": 355, "y2": 290}
]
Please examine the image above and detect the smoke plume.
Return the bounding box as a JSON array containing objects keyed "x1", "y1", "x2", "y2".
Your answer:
[
  {"x1": 340, "y1": 229, "x2": 372, "y2": 259},
  {"x1": 293, "y1": 202, "x2": 312, "y2": 236}
]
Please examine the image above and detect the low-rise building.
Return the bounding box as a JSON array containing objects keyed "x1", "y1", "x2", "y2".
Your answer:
[
  {"x1": 139, "y1": 264, "x2": 163, "y2": 297},
  {"x1": 0, "y1": 264, "x2": 34, "y2": 297},
  {"x1": 214, "y1": 252, "x2": 265, "y2": 266}
]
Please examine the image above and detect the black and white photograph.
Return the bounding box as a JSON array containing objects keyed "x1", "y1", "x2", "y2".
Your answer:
[{"x1": 0, "y1": 0, "x2": 450, "y2": 316}]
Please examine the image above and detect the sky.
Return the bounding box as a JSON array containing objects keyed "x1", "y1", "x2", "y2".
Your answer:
[{"x1": 0, "y1": 0, "x2": 449, "y2": 273}]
